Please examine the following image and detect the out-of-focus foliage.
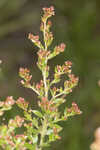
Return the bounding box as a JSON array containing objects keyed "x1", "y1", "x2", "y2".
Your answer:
[
  {"x1": 0, "y1": 0, "x2": 38, "y2": 37},
  {"x1": 0, "y1": 0, "x2": 99, "y2": 150}
]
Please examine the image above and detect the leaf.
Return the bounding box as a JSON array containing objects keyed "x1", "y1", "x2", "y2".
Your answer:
[
  {"x1": 32, "y1": 118, "x2": 38, "y2": 128},
  {"x1": 32, "y1": 128, "x2": 38, "y2": 134},
  {"x1": 24, "y1": 143, "x2": 36, "y2": 150},
  {"x1": 54, "y1": 124, "x2": 62, "y2": 132},
  {"x1": 50, "y1": 123, "x2": 62, "y2": 132},
  {"x1": 53, "y1": 98, "x2": 65, "y2": 106},
  {"x1": 31, "y1": 110, "x2": 43, "y2": 118},
  {"x1": 24, "y1": 111, "x2": 32, "y2": 121}
]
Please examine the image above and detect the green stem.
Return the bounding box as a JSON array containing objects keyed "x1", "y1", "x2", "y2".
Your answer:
[
  {"x1": 42, "y1": 61, "x2": 48, "y2": 98},
  {"x1": 38, "y1": 117, "x2": 48, "y2": 150},
  {"x1": 37, "y1": 18, "x2": 49, "y2": 150},
  {"x1": 50, "y1": 91, "x2": 65, "y2": 102},
  {"x1": 43, "y1": 19, "x2": 48, "y2": 98},
  {"x1": 28, "y1": 85, "x2": 40, "y2": 96},
  {"x1": 43, "y1": 20, "x2": 47, "y2": 51}
]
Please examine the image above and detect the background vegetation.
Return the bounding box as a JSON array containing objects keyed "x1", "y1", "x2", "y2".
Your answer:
[{"x1": 0, "y1": 0, "x2": 99, "y2": 150}]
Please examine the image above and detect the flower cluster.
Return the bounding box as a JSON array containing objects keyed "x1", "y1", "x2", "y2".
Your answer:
[
  {"x1": 0, "y1": 96, "x2": 15, "y2": 116},
  {"x1": 8, "y1": 115, "x2": 24, "y2": 128},
  {"x1": 66, "y1": 102, "x2": 82, "y2": 115},
  {"x1": 38, "y1": 97, "x2": 57, "y2": 112},
  {"x1": 0, "y1": 6, "x2": 81, "y2": 150},
  {"x1": 0, "y1": 115, "x2": 26, "y2": 150},
  {"x1": 19, "y1": 68, "x2": 32, "y2": 87},
  {"x1": 37, "y1": 50, "x2": 50, "y2": 59},
  {"x1": 16, "y1": 97, "x2": 29, "y2": 111},
  {"x1": 28, "y1": 33, "x2": 43, "y2": 49},
  {"x1": 42, "y1": 6, "x2": 55, "y2": 22}
]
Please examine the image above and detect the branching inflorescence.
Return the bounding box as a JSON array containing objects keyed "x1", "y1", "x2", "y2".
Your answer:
[{"x1": 0, "y1": 6, "x2": 82, "y2": 150}]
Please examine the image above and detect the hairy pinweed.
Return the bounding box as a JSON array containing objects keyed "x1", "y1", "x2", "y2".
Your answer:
[{"x1": 0, "y1": 6, "x2": 81, "y2": 150}]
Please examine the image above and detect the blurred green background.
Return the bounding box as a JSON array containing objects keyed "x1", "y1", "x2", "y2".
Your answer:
[{"x1": 0, "y1": 0, "x2": 99, "y2": 150}]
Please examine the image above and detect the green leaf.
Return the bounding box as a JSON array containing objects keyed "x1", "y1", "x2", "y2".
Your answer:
[
  {"x1": 54, "y1": 124, "x2": 62, "y2": 132},
  {"x1": 24, "y1": 143, "x2": 36, "y2": 150},
  {"x1": 32, "y1": 118, "x2": 38, "y2": 128},
  {"x1": 31, "y1": 110, "x2": 43, "y2": 118},
  {"x1": 53, "y1": 98, "x2": 65, "y2": 106},
  {"x1": 50, "y1": 123, "x2": 62, "y2": 132},
  {"x1": 24, "y1": 111, "x2": 32, "y2": 121},
  {"x1": 32, "y1": 128, "x2": 38, "y2": 134}
]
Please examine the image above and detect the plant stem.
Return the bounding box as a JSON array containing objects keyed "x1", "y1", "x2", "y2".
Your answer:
[
  {"x1": 43, "y1": 20, "x2": 47, "y2": 51},
  {"x1": 43, "y1": 19, "x2": 48, "y2": 98},
  {"x1": 42, "y1": 61, "x2": 48, "y2": 98},
  {"x1": 37, "y1": 117, "x2": 48, "y2": 150},
  {"x1": 38, "y1": 18, "x2": 49, "y2": 150},
  {"x1": 51, "y1": 91, "x2": 65, "y2": 101},
  {"x1": 28, "y1": 85, "x2": 41, "y2": 96}
]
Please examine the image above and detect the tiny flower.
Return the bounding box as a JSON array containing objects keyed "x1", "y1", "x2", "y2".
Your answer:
[
  {"x1": 37, "y1": 50, "x2": 50, "y2": 59},
  {"x1": 43, "y1": 6, "x2": 55, "y2": 15},
  {"x1": 16, "y1": 97, "x2": 29, "y2": 110},
  {"x1": 47, "y1": 20, "x2": 52, "y2": 29},
  {"x1": 28, "y1": 33, "x2": 39, "y2": 41},
  {"x1": 65, "y1": 61, "x2": 72, "y2": 68},
  {"x1": 19, "y1": 68, "x2": 32, "y2": 86},
  {"x1": 15, "y1": 134, "x2": 27, "y2": 140},
  {"x1": 62, "y1": 65, "x2": 71, "y2": 74},
  {"x1": 36, "y1": 80, "x2": 44, "y2": 89},
  {"x1": 68, "y1": 74, "x2": 79, "y2": 87},
  {"x1": 42, "y1": 97, "x2": 47, "y2": 102},
  {"x1": 15, "y1": 116, "x2": 24, "y2": 127},
  {"x1": 42, "y1": 6, "x2": 55, "y2": 21},
  {"x1": 28, "y1": 33, "x2": 43, "y2": 49},
  {"x1": 9, "y1": 116, "x2": 24, "y2": 128},
  {"x1": 71, "y1": 102, "x2": 82, "y2": 115},
  {"x1": 4, "y1": 96, "x2": 15, "y2": 107},
  {"x1": 54, "y1": 43, "x2": 66, "y2": 55},
  {"x1": 56, "y1": 65, "x2": 62, "y2": 73}
]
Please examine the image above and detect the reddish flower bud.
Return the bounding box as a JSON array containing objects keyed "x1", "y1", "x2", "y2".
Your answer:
[
  {"x1": 15, "y1": 116, "x2": 24, "y2": 127},
  {"x1": 43, "y1": 6, "x2": 55, "y2": 17},
  {"x1": 72, "y1": 102, "x2": 82, "y2": 114},
  {"x1": 65, "y1": 61, "x2": 72, "y2": 68},
  {"x1": 16, "y1": 97, "x2": 29, "y2": 110},
  {"x1": 54, "y1": 43, "x2": 66, "y2": 55},
  {"x1": 19, "y1": 68, "x2": 32, "y2": 86},
  {"x1": 4, "y1": 96, "x2": 15, "y2": 107},
  {"x1": 28, "y1": 33, "x2": 43, "y2": 49},
  {"x1": 37, "y1": 50, "x2": 50, "y2": 59},
  {"x1": 28, "y1": 33, "x2": 39, "y2": 42}
]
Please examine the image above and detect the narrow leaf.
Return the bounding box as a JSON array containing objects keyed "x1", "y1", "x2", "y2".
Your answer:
[{"x1": 32, "y1": 110, "x2": 43, "y2": 118}]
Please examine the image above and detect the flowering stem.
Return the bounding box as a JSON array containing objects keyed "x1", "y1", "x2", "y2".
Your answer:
[
  {"x1": 37, "y1": 116, "x2": 48, "y2": 150},
  {"x1": 43, "y1": 20, "x2": 47, "y2": 51},
  {"x1": 51, "y1": 91, "x2": 65, "y2": 101},
  {"x1": 28, "y1": 85, "x2": 41, "y2": 96},
  {"x1": 43, "y1": 70, "x2": 48, "y2": 98},
  {"x1": 42, "y1": 59, "x2": 48, "y2": 98},
  {"x1": 43, "y1": 19, "x2": 48, "y2": 98}
]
